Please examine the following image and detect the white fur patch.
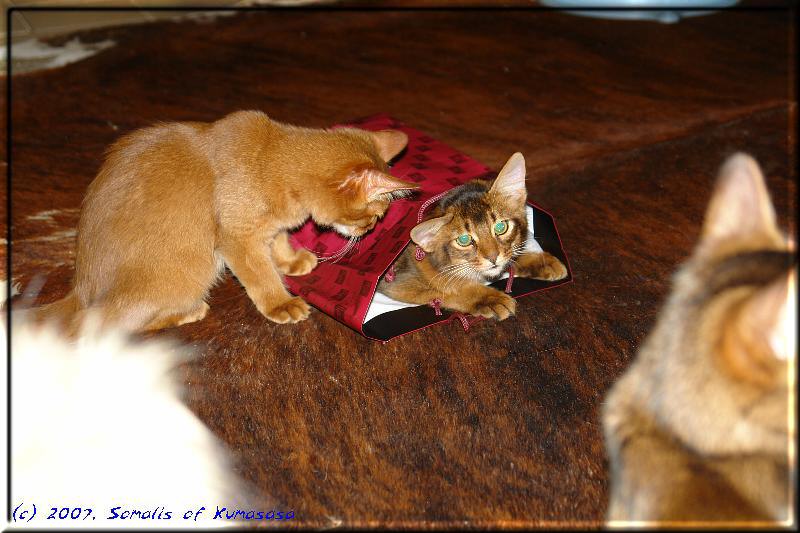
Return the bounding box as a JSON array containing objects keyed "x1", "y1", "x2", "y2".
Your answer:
[
  {"x1": 26, "y1": 209, "x2": 62, "y2": 222},
  {"x1": 4, "y1": 315, "x2": 243, "y2": 528},
  {"x1": 3, "y1": 38, "x2": 115, "y2": 75},
  {"x1": 26, "y1": 208, "x2": 80, "y2": 223},
  {"x1": 333, "y1": 223, "x2": 352, "y2": 237},
  {"x1": 22, "y1": 229, "x2": 77, "y2": 242}
]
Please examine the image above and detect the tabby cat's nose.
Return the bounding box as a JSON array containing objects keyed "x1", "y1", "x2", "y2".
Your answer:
[{"x1": 487, "y1": 252, "x2": 499, "y2": 265}]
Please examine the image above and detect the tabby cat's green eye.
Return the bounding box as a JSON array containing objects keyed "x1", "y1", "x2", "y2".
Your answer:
[
  {"x1": 456, "y1": 234, "x2": 472, "y2": 246},
  {"x1": 494, "y1": 220, "x2": 509, "y2": 235}
]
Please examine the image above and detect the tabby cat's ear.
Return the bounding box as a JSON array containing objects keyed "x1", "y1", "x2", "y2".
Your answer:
[
  {"x1": 410, "y1": 214, "x2": 454, "y2": 252},
  {"x1": 702, "y1": 153, "x2": 780, "y2": 245},
  {"x1": 722, "y1": 268, "x2": 796, "y2": 384},
  {"x1": 371, "y1": 130, "x2": 409, "y2": 163},
  {"x1": 489, "y1": 152, "x2": 527, "y2": 210}
]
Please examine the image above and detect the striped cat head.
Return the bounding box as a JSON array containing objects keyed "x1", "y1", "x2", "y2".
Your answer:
[
  {"x1": 648, "y1": 153, "x2": 795, "y2": 457},
  {"x1": 410, "y1": 153, "x2": 530, "y2": 281}
]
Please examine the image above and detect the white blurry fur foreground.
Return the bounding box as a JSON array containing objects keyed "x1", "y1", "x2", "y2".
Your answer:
[{"x1": 4, "y1": 305, "x2": 245, "y2": 528}]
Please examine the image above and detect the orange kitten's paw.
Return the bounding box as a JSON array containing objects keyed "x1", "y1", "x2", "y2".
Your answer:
[
  {"x1": 276, "y1": 249, "x2": 318, "y2": 277},
  {"x1": 517, "y1": 252, "x2": 568, "y2": 281},
  {"x1": 263, "y1": 296, "x2": 312, "y2": 324},
  {"x1": 469, "y1": 291, "x2": 516, "y2": 321}
]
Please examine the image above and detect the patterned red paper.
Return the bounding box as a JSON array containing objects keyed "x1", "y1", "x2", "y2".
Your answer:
[{"x1": 286, "y1": 114, "x2": 493, "y2": 334}]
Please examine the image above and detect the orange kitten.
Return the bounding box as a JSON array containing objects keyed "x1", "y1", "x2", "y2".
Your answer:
[{"x1": 36, "y1": 111, "x2": 415, "y2": 334}]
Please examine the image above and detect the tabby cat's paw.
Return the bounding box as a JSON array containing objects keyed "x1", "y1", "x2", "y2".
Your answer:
[
  {"x1": 469, "y1": 291, "x2": 516, "y2": 321},
  {"x1": 517, "y1": 252, "x2": 568, "y2": 281},
  {"x1": 263, "y1": 297, "x2": 312, "y2": 324}
]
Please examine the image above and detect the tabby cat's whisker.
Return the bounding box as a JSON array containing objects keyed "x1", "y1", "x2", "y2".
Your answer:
[
  {"x1": 430, "y1": 263, "x2": 471, "y2": 285},
  {"x1": 432, "y1": 263, "x2": 469, "y2": 276},
  {"x1": 432, "y1": 264, "x2": 467, "y2": 289},
  {"x1": 449, "y1": 267, "x2": 478, "y2": 292},
  {"x1": 430, "y1": 263, "x2": 468, "y2": 279},
  {"x1": 510, "y1": 243, "x2": 527, "y2": 257},
  {"x1": 439, "y1": 265, "x2": 475, "y2": 294}
]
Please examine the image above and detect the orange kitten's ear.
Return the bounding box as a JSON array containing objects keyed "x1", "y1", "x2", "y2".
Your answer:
[
  {"x1": 702, "y1": 153, "x2": 780, "y2": 245},
  {"x1": 489, "y1": 152, "x2": 527, "y2": 209},
  {"x1": 360, "y1": 169, "x2": 419, "y2": 202},
  {"x1": 723, "y1": 268, "x2": 797, "y2": 383},
  {"x1": 410, "y1": 214, "x2": 454, "y2": 253},
  {"x1": 371, "y1": 130, "x2": 409, "y2": 163}
]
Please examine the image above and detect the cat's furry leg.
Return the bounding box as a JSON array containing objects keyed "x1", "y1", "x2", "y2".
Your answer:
[
  {"x1": 514, "y1": 251, "x2": 567, "y2": 281},
  {"x1": 88, "y1": 283, "x2": 210, "y2": 334},
  {"x1": 440, "y1": 285, "x2": 516, "y2": 321},
  {"x1": 71, "y1": 245, "x2": 220, "y2": 334},
  {"x1": 270, "y1": 231, "x2": 318, "y2": 276},
  {"x1": 142, "y1": 301, "x2": 210, "y2": 332},
  {"x1": 382, "y1": 265, "x2": 517, "y2": 321},
  {"x1": 219, "y1": 232, "x2": 311, "y2": 323},
  {"x1": 32, "y1": 291, "x2": 80, "y2": 332}
]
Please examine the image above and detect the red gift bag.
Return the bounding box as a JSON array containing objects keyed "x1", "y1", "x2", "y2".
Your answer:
[{"x1": 287, "y1": 115, "x2": 571, "y2": 342}]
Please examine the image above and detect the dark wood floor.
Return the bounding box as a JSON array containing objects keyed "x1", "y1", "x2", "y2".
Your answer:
[{"x1": 5, "y1": 5, "x2": 796, "y2": 528}]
